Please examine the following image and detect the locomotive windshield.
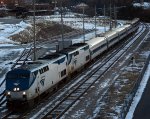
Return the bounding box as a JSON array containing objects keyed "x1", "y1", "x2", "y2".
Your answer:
[
  {"x1": 6, "y1": 69, "x2": 32, "y2": 91},
  {"x1": 6, "y1": 69, "x2": 30, "y2": 80},
  {"x1": 6, "y1": 73, "x2": 29, "y2": 79}
]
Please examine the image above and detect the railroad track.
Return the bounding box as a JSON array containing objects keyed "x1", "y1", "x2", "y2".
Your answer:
[
  {"x1": 1, "y1": 111, "x2": 26, "y2": 119},
  {"x1": 0, "y1": 24, "x2": 148, "y2": 119},
  {"x1": 18, "y1": 23, "x2": 148, "y2": 119}
]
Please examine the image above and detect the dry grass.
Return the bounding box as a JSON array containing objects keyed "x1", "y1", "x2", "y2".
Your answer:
[{"x1": 9, "y1": 21, "x2": 75, "y2": 44}]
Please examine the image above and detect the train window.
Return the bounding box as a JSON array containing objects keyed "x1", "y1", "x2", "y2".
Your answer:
[
  {"x1": 73, "y1": 52, "x2": 76, "y2": 56},
  {"x1": 101, "y1": 43, "x2": 106, "y2": 48},
  {"x1": 68, "y1": 54, "x2": 72, "y2": 65},
  {"x1": 43, "y1": 67, "x2": 46, "y2": 72},
  {"x1": 35, "y1": 88, "x2": 38, "y2": 93},
  {"x1": 61, "y1": 69, "x2": 66, "y2": 77},
  {"x1": 41, "y1": 69, "x2": 43, "y2": 73},
  {"x1": 33, "y1": 70, "x2": 38, "y2": 77},
  {"x1": 81, "y1": 47, "x2": 84, "y2": 50},
  {"x1": 84, "y1": 46, "x2": 89, "y2": 50},
  {"x1": 86, "y1": 55, "x2": 90, "y2": 61},
  {"x1": 43, "y1": 66, "x2": 49, "y2": 72},
  {"x1": 54, "y1": 60, "x2": 59, "y2": 64},
  {"x1": 46, "y1": 66, "x2": 49, "y2": 71},
  {"x1": 6, "y1": 73, "x2": 17, "y2": 79},
  {"x1": 93, "y1": 42, "x2": 107, "y2": 54},
  {"x1": 39, "y1": 69, "x2": 42, "y2": 74},
  {"x1": 74, "y1": 51, "x2": 79, "y2": 56},
  {"x1": 29, "y1": 74, "x2": 34, "y2": 85},
  {"x1": 20, "y1": 74, "x2": 29, "y2": 79},
  {"x1": 58, "y1": 57, "x2": 66, "y2": 64}
]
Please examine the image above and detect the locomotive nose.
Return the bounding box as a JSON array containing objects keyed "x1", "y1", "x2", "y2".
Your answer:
[{"x1": 5, "y1": 69, "x2": 31, "y2": 101}]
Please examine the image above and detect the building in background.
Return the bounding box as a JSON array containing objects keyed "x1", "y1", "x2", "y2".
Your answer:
[{"x1": 0, "y1": 0, "x2": 32, "y2": 8}]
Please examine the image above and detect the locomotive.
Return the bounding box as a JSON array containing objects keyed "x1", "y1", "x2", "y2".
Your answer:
[{"x1": 5, "y1": 18, "x2": 139, "y2": 107}]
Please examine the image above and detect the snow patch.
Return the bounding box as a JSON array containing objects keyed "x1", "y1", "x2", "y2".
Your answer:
[
  {"x1": 133, "y1": 2, "x2": 150, "y2": 9},
  {"x1": 0, "y1": 21, "x2": 31, "y2": 44}
]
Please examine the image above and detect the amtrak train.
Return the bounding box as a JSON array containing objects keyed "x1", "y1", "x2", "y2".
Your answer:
[{"x1": 5, "y1": 18, "x2": 140, "y2": 106}]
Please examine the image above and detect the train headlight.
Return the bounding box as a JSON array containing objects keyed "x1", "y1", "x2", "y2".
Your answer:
[
  {"x1": 23, "y1": 92, "x2": 26, "y2": 95},
  {"x1": 13, "y1": 88, "x2": 16, "y2": 91},
  {"x1": 7, "y1": 92, "x2": 10, "y2": 95},
  {"x1": 17, "y1": 88, "x2": 20, "y2": 91}
]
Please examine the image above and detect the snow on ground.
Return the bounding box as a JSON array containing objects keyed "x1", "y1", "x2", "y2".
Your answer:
[
  {"x1": 125, "y1": 62, "x2": 150, "y2": 119},
  {"x1": 35, "y1": 14, "x2": 110, "y2": 33},
  {"x1": 133, "y1": 2, "x2": 150, "y2": 9},
  {"x1": 34, "y1": 13, "x2": 122, "y2": 43},
  {"x1": 0, "y1": 21, "x2": 31, "y2": 44}
]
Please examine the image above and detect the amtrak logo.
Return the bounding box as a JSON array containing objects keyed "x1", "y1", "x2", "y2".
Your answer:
[
  {"x1": 14, "y1": 81, "x2": 20, "y2": 86},
  {"x1": 40, "y1": 79, "x2": 45, "y2": 86}
]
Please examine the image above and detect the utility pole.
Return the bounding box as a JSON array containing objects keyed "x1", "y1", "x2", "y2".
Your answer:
[
  {"x1": 109, "y1": 0, "x2": 112, "y2": 30},
  {"x1": 104, "y1": 4, "x2": 106, "y2": 33},
  {"x1": 33, "y1": 0, "x2": 36, "y2": 61},
  {"x1": 83, "y1": 6, "x2": 85, "y2": 42},
  {"x1": 94, "y1": 5, "x2": 97, "y2": 37},
  {"x1": 54, "y1": 0, "x2": 57, "y2": 8},
  {"x1": 114, "y1": 2, "x2": 117, "y2": 28},
  {"x1": 61, "y1": 0, "x2": 64, "y2": 49},
  {"x1": 141, "y1": 0, "x2": 144, "y2": 4},
  {"x1": 52, "y1": 0, "x2": 57, "y2": 8}
]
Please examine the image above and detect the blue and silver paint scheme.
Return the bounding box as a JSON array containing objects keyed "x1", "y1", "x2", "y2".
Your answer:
[
  {"x1": 6, "y1": 54, "x2": 68, "y2": 101},
  {"x1": 5, "y1": 69, "x2": 35, "y2": 101},
  {"x1": 62, "y1": 44, "x2": 90, "y2": 74}
]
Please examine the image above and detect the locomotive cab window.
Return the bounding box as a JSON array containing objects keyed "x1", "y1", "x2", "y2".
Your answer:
[
  {"x1": 84, "y1": 46, "x2": 89, "y2": 50},
  {"x1": 61, "y1": 69, "x2": 66, "y2": 77},
  {"x1": 68, "y1": 54, "x2": 72, "y2": 64},
  {"x1": 6, "y1": 73, "x2": 17, "y2": 79},
  {"x1": 86, "y1": 55, "x2": 90, "y2": 61},
  {"x1": 6, "y1": 73, "x2": 29, "y2": 79},
  {"x1": 20, "y1": 74, "x2": 29, "y2": 79},
  {"x1": 73, "y1": 51, "x2": 79, "y2": 56}
]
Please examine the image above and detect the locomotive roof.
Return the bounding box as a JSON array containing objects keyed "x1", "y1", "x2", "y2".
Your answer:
[
  {"x1": 38, "y1": 53, "x2": 64, "y2": 60},
  {"x1": 86, "y1": 24, "x2": 131, "y2": 47},
  {"x1": 18, "y1": 61, "x2": 46, "y2": 71},
  {"x1": 59, "y1": 43, "x2": 88, "y2": 53},
  {"x1": 15, "y1": 43, "x2": 88, "y2": 71},
  {"x1": 17, "y1": 53, "x2": 66, "y2": 71},
  {"x1": 86, "y1": 37, "x2": 105, "y2": 47},
  {"x1": 104, "y1": 24, "x2": 130, "y2": 37}
]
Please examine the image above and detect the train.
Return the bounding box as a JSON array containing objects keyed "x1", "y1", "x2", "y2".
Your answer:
[{"x1": 5, "y1": 18, "x2": 140, "y2": 107}]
